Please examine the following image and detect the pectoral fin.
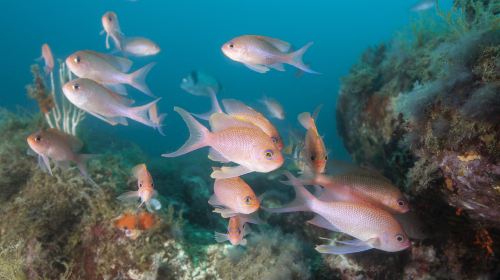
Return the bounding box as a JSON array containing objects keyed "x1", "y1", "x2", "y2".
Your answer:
[
  {"x1": 38, "y1": 155, "x2": 53, "y2": 176},
  {"x1": 244, "y1": 63, "x2": 270, "y2": 73},
  {"x1": 210, "y1": 165, "x2": 252, "y2": 179}
]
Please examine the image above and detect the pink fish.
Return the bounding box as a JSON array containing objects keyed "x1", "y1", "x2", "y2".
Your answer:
[
  {"x1": 309, "y1": 173, "x2": 410, "y2": 214},
  {"x1": 117, "y1": 164, "x2": 161, "y2": 212},
  {"x1": 208, "y1": 175, "x2": 260, "y2": 217},
  {"x1": 66, "y1": 50, "x2": 155, "y2": 97},
  {"x1": 214, "y1": 214, "x2": 261, "y2": 246},
  {"x1": 221, "y1": 35, "x2": 319, "y2": 74},
  {"x1": 259, "y1": 96, "x2": 285, "y2": 120},
  {"x1": 297, "y1": 107, "x2": 327, "y2": 174},
  {"x1": 101, "y1": 11, "x2": 124, "y2": 50},
  {"x1": 40, "y1": 43, "x2": 54, "y2": 74},
  {"x1": 162, "y1": 107, "x2": 283, "y2": 179},
  {"x1": 62, "y1": 78, "x2": 162, "y2": 130},
  {"x1": 121, "y1": 37, "x2": 160, "y2": 57},
  {"x1": 266, "y1": 172, "x2": 411, "y2": 254}
]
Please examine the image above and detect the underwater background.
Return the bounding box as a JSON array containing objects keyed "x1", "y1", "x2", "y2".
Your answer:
[{"x1": 1, "y1": 0, "x2": 499, "y2": 279}]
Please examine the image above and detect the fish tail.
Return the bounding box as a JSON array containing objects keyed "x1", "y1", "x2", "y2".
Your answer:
[
  {"x1": 192, "y1": 88, "x2": 223, "y2": 121},
  {"x1": 128, "y1": 62, "x2": 156, "y2": 97},
  {"x1": 298, "y1": 112, "x2": 313, "y2": 130},
  {"x1": 76, "y1": 154, "x2": 98, "y2": 187},
  {"x1": 161, "y1": 107, "x2": 211, "y2": 158},
  {"x1": 263, "y1": 171, "x2": 314, "y2": 213},
  {"x1": 127, "y1": 98, "x2": 162, "y2": 128},
  {"x1": 287, "y1": 42, "x2": 320, "y2": 74}
]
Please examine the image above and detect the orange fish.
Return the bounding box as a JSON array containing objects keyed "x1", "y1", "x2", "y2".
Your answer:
[
  {"x1": 114, "y1": 211, "x2": 156, "y2": 239},
  {"x1": 208, "y1": 175, "x2": 260, "y2": 217},
  {"x1": 214, "y1": 214, "x2": 261, "y2": 246},
  {"x1": 117, "y1": 164, "x2": 162, "y2": 212},
  {"x1": 266, "y1": 172, "x2": 410, "y2": 254},
  {"x1": 309, "y1": 173, "x2": 410, "y2": 214},
  {"x1": 40, "y1": 43, "x2": 54, "y2": 74},
  {"x1": 221, "y1": 35, "x2": 319, "y2": 74},
  {"x1": 26, "y1": 128, "x2": 96, "y2": 186},
  {"x1": 297, "y1": 106, "x2": 327, "y2": 174},
  {"x1": 162, "y1": 107, "x2": 283, "y2": 179}
]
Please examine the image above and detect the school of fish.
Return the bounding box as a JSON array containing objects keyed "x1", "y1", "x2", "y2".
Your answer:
[{"x1": 26, "y1": 9, "x2": 422, "y2": 254}]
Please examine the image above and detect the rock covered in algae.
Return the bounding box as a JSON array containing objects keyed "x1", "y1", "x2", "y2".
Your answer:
[{"x1": 335, "y1": 0, "x2": 499, "y2": 278}]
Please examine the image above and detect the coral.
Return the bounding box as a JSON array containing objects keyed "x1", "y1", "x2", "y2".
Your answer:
[
  {"x1": 336, "y1": 0, "x2": 500, "y2": 278},
  {"x1": 26, "y1": 61, "x2": 85, "y2": 135}
]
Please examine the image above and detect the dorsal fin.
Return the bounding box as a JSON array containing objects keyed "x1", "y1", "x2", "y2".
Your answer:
[
  {"x1": 209, "y1": 113, "x2": 259, "y2": 132},
  {"x1": 222, "y1": 99, "x2": 260, "y2": 117},
  {"x1": 256, "y1": 36, "x2": 291, "y2": 53}
]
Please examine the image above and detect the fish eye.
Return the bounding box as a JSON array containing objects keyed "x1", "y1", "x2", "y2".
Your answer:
[
  {"x1": 139, "y1": 183, "x2": 143, "y2": 188},
  {"x1": 108, "y1": 16, "x2": 113, "y2": 21},
  {"x1": 229, "y1": 43, "x2": 234, "y2": 48},
  {"x1": 74, "y1": 56, "x2": 81, "y2": 64},
  {"x1": 310, "y1": 155, "x2": 316, "y2": 161},
  {"x1": 237, "y1": 228, "x2": 241, "y2": 235},
  {"x1": 397, "y1": 199, "x2": 405, "y2": 206},
  {"x1": 244, "y1": 195, "x2": 252, "y2": 205},
  {"x1": 264, "y1": 149, "x2": 274, "y2": 160},
  {"x1": 324, "y1": 155, "x2": 328, "y2": 160},
  {"x1": 395, "y1": 234, "x2": 405, "y2": 243},
  {"x1": 151, "y1": 183, "x2": 154, "y2": 187},
  {"x1": 35, "y1": 135, "x2": 42, "y2": 142},
  {"x1": 72, "y1": 83, "x2": 80, "y2": 91},
  {"x1": 271, "y1": 137, "x2": 278, "y2": 144}
]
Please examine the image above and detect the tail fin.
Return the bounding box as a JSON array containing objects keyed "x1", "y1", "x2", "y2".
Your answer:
[
  {"x1": 263, "y1": 171, "x2": 314, "y2": 213},
  {"x1": 287, "y1": 42, "x2": 320, "y2": 74},
  {"x1": 192, "y1": 88, "x2": 224, "y2": 120},
  {"x1": 161, "y1": 107, "x2": 210, "y2": 158},
  {"x1": 126, "y1": 98, "x2": 161, "y2": 128},
  {"x1": 76, "y1": 154, "x2": 98, "y2": 187},
  {"x1": 127, "y1": 62, "x2": 156, "y2": 97}
]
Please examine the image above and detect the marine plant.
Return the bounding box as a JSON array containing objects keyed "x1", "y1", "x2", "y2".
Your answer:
[{"x1": 26, "y1": 61, "x2": 85, "y2": 136}]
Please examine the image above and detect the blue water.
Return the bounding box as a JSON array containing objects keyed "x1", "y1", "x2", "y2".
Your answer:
[{"x1": 0, "y1": 0, "x2": 451, "y2": 160}]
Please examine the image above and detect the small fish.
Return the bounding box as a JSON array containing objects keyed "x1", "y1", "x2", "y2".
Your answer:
[
  {"x1": 62, "y1": 78, "x2": 162, "y2": 129},
  {"x1": 411, "y1": 0, "x2": 435, "y2": 12},
  {"x1": 40, "y1": 43, "x2": 54, "y2": 74},
  {"x1": 162, "y1": 107, "x2": 284, "y2": 179},
  {"x1": 114, "y1": 211, "x2": 156, "y2": 239},
  {"x1": 180, "y1": 71, "x2": 221, "y2": 97},
  {"x1": 222, "y1": 99, "x2": 283, "y2": 150},
  {"x1": 214, "y1": 214, "x2": 261, "y2": 246},
  {"x1": 66, "y1": 50, "x2": 155, "y2": 97},
  {"x1": 259, "y1": 96, "x2": 284, "y2": 120},
  {"x1": 26, "y1": 128, "x2": 96, "y2": 186},
  {"x1": 208, "y1": 175, "x2": 260, "y2": 217},
  {"x1": 121, "y1": 37, "x2": 160, "y2": 57},
  {"x1": 265, "y1": 172, "x2": 411, "y2": 254},
  {"x1": 101, "y1": 11, "x2": 124, "y2": 50},
  {"x1": 221, "y1": 35, "x2": 319, "y2": 74},
  {"x1": 117, "y1": 164, "x2": 162, "y2": 212},
  {"x1": 307, "y1": 173, "x2": 410, "y2": 214},
  {"x1": 297, "y1": 107, "x2": 327, "y2": 174},
  {"x1": 148, "y1": 103, "x2": 167, "y2": 136}
]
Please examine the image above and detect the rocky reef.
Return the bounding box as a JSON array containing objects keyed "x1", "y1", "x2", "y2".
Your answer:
[{"x1": 336, "y1": 0, "x2": 499, "y2": 278}]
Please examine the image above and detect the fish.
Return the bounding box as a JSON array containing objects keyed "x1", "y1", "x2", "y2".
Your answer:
[
  {"x1": 26, "y1": 128, "x2": 96, "y2": 186},
  {"x1": 162, "y1": 107, "x2": 284, "y2": 179},
  {"x1": 180, "y1": 71, "x2": 221, "y2": 97},
  {"x1": 411, "y1": 0, "x2": 435, "y2": 12},
  {"x1": 148, "y1": 103, "x2": 167, "y2": 136},
  {"x1": 121, "y1": 37, "x2": 160, "y2": 57},
  {"x1": 265, "y1": 172, "x2": 411, "y2": 254},
  {"x1": 221, "y1": 35, "x2": 319, "y2": 74},
  {"x1": 214, "y1": 214, "x2": 261, "y2": 246},
  {"x1": 65, "y1": 50, "x2": 155, "y2": 97},
  {"x1": 208, "y1": 175, "x2": 260, "y2": 217},
  {"x1": 259, "y1": 96, "x2": 284, "y2": 120},
  {"x1": 222, "y1": 99, "x2": 284, "y2": 150},
  {"x1": 62, "y1": 78, "x2": 162, "y2": 130},
  {"x1": 117, "y1": 163, "x2": 162, "y2": 212},
  {"x1": 306, "y1": 173, "x2": 410, "y2": 214},
  {"x1": 40, "y1": 43, "x2": 54, "y2": 74},
  {"x1": 114, "y1": 211, "x2": 156, "y2": 240},
  {"x1": 101, "y1": 11, "x2": 124, "y2": 50},
  {"x1": 297, "y1": 106, "x2": 327, "y2": 174}
]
